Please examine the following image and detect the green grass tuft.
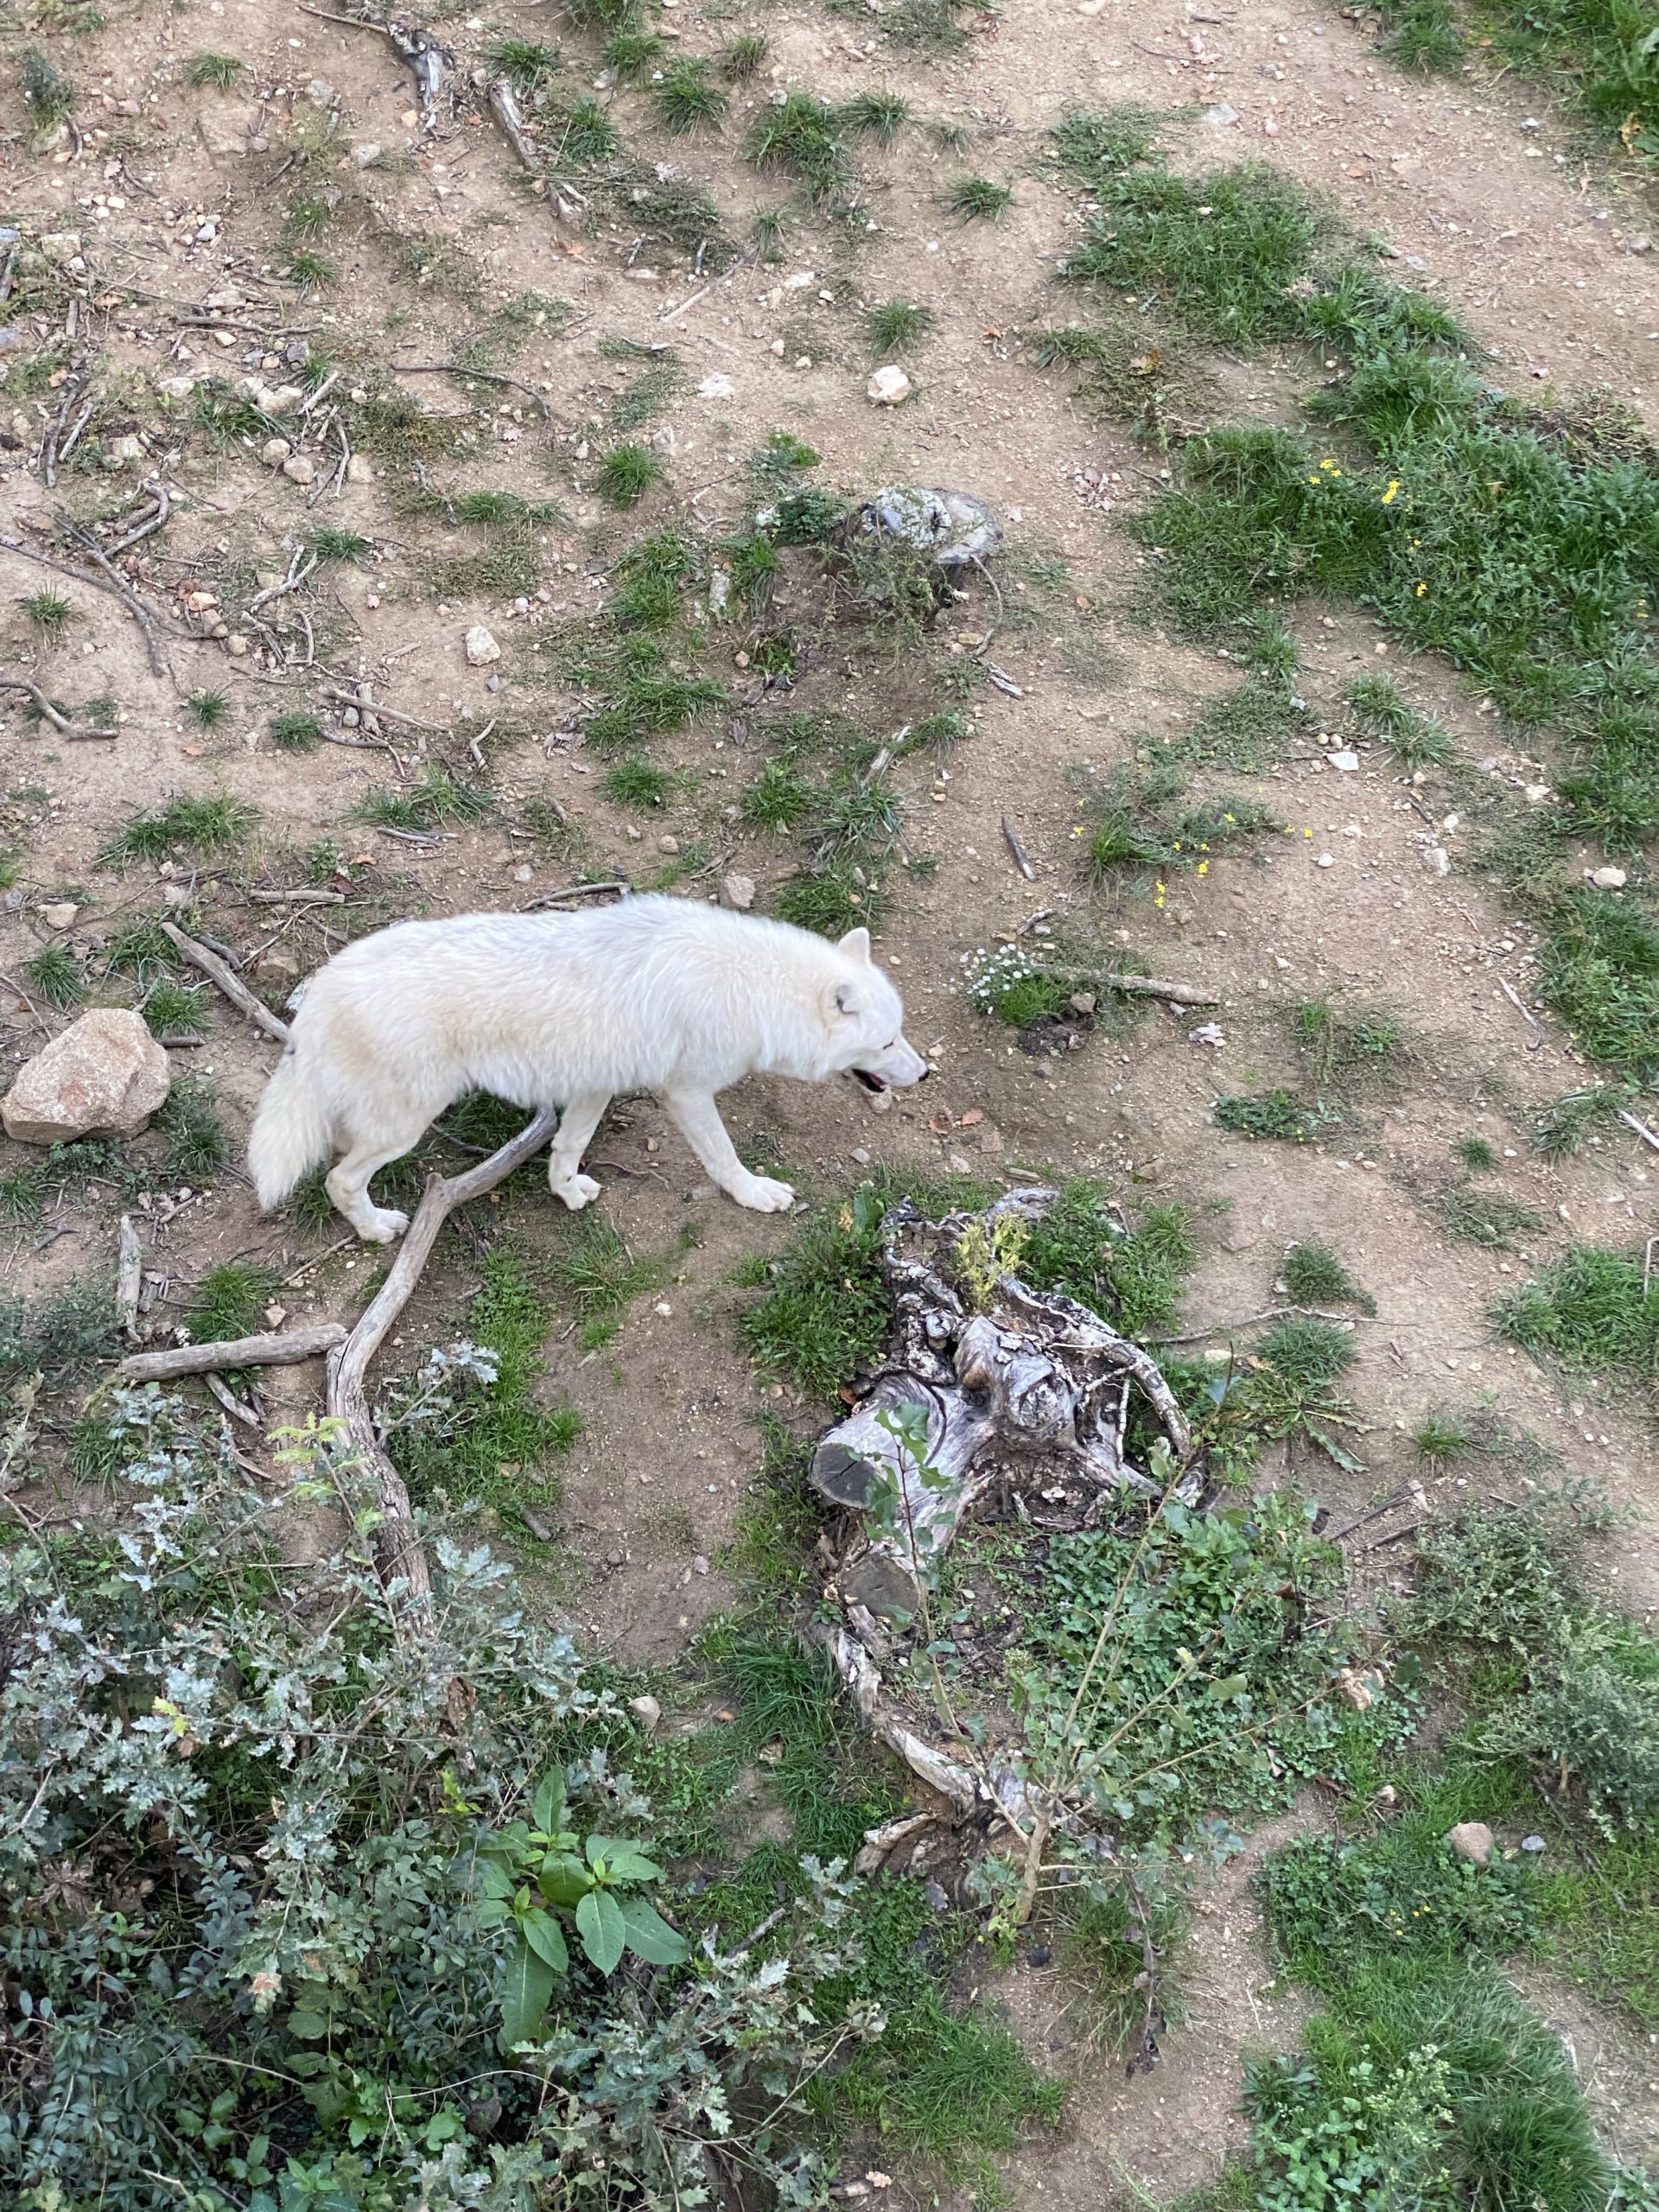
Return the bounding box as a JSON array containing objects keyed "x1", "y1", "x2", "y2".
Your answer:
[
  {"x1": 863, "y1": 298, "x2": 934, "y2": 357},
  {"x1": 24, "y1": 942, "x2": 83, "y2": 1010},
  {"x1": 270, "y1": 710, "x2": 322, "y2": 754},
  {"x1": 1281, "y1": 1240, "x2": 1375, "y2": 1314},
  {"x1": 185, "y1": 50, "x2": 244, "y2": 89},
  {"x1": 190, "y1": 1262, "x2": 281, "y2": 1344},
  {"x1": 1494, "y1": 1243, "x2": 1659, "y2": 1380},
  {"x1": 594, "y1": 442, "x2": 665, "y2": 509},
  {"x1": 22, "y1": 588, "x2": 73, "y2": 636},
  {"x1": 186, "y1": 690, "x2": 230, "y2": 730},
  {"x1": 946, "y1": 175, "x2": 1013, "y2": 221},
  {"x1": 99, "y1": 795, "x2": 257, "y2": 867},
  {"x1": 652, "y1": 57, "x2": 728, "y2": 135},
  {"x1": 355, "y1": 770, "x2": 491, "y2": 832}
]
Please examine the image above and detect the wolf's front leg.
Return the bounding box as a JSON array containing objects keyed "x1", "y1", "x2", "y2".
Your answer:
[
  {"x1": 659, "y1": 1089, "x2": 794, "y2": 1211},
  {"x1": 547, "y1": 1090, "x2": 611, "y2": 1208}
]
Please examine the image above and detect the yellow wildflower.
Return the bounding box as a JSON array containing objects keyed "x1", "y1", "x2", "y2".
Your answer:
[{"x1": 1381, "y1": 480, "x2": 1401, "y2": 505}]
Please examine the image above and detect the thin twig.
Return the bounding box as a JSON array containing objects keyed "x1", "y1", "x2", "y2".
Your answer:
[
  {"x1": 391, "y1": 360, "x2": 548, "y2": 419},
  {"x1": 1001, "y1": 816, "x2": 1037, "y2": 881},
  {"x1": 0, "y1": 536, "x2": 171, "y2": 678},
  {"x1": 160, "y1": 922, "x2": 291, "y2": 1045},
  {"x1": 520, "y1": 879, "x2": 631, "y2": 911}
]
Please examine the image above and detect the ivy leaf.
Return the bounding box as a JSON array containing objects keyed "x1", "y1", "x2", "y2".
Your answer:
[
  {"x1": 576, "y1": 1885, "x2": 627, "y2": 1974},
  {"x1": 285, "y1": 2010, "x2": 327, "y2": 2041},
  {"x1": 498, "y1": 1936, "x2": 556, "y2": 2050},
  {"x1": 620, "y1": 1894, "x2": 690, "y2": 1966},
  {"x1": 520, "y1": 1907, "x2": 569, "y2": 1974}
]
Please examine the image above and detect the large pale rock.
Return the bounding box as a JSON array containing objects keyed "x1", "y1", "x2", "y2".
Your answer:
[{"x1": 3, "y1": 1009, "x2": 170, "y2": 1145}]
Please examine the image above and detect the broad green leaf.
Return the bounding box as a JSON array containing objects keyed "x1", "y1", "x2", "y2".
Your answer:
[
  {"x1": 498, "y1": 1936, "x2": 556, "y2": 2050},
  {"x1": 284, "y1": 2010, "x2": 327, "y2": 2041},
  {"x1": 620, "y1": 1894, "x2": 690, "y2": 1967},
  {"x1": 474, "y1": 1860, "x2": 515, "y2": 1901},
  {"x1": 521, "y1": 1908, "x2": 569, "y2": 1974},
  {"x1": 576, "y1": 1885, "x2": 626, "y2": 1974},
  {"x1": 532, "y1": 1770, "x2": 565, "y2": 1836},
  {"x1": 1207, "y1": 1674, "x2": 1249, "y2": 1703},
  {"x1": 537, "y1": 1850, "x2": 593, "y2": 1908},
  {"x1": 586, "y1": 1836, "x2": 663, "y2": 1882}
]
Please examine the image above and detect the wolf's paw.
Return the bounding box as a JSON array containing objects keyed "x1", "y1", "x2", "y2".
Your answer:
[
  {"x1": 551, "y1": 1171, "x2": 601, "y2": 1211},
  {"x1": 359, "y1": 1206, "x2": 410, "y2": 1243},
  {"x1": 733, "y1": 1173, "x2": 795, "y2": 1214}
]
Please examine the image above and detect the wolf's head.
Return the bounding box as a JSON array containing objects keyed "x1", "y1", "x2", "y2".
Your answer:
[{"x1": 821, "y1": 927, "x2": 928, "y2": 1092}]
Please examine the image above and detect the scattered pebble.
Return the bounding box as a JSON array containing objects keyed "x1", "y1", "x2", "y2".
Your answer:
[
  {"x1": 866, "y1": 365, "x2": 912, "y2": 406},
  {"x1": 465, "y1": 625, "x2": 501, "y2": 665},
  {"x1": 1447, "y1": 1821, "x2": 1495, "y2": 1866}
]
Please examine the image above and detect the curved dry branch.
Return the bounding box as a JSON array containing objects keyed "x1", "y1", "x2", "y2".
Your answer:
[{"x1": 326, "y1": 1109, "x2": 559, "y2": 1610}]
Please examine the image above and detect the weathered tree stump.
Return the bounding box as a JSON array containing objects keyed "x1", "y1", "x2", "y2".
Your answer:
[{"x1": 810, "y1": 1191, "x2": 1194, "y2": 1622}]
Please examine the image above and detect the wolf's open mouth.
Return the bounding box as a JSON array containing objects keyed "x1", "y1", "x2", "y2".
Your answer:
[{"x1": 851, "y1": 1069, "x2": 887, "y2": 1093}]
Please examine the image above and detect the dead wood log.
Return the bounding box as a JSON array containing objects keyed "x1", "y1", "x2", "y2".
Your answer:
[
  {"x1": 117, "y1": 1216, "x2": 143, "y2": 1342},
  {"x1": 810, "y1": 1192, "x2": 1194, "y2": 1620},
  {"x1": 326, "y1": 1109, "x2": 559, "y2": 1609},
  {"x1": 160, "y1": 922, "x2": 291, "y2": 1045},
  {"x1": 122, "y1": 1322, "x2": 346, "y2": 1381}
]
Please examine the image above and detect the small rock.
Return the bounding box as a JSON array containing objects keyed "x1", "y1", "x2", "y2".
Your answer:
[
  {"x1": 303, "y1": 77, "x2": 338, "y2": 107},
  {"x1": 720, "y1": 872, "x2": 755, "y2": 910},
  {"x1": 1188, "y1": 1020, "x2": 1225, "y2": 1046},
  {"x1": 521, "y1": 1504, "x2": 556, "y2": 1541},
  {"x1": 156, "y1": 374, "x2": 197, "y2": 400},
  {"x1": 866, "y1": 365, "x2": 912, "y2": 407},
  {"x1": 1590, "y1": 864, "x2": 1627, "y2": 889},
  {"x1": 1520, "y1": 1834, "x2": 1547, "y2": 1854},
  {"x1": 186, "y1": 589, "x2": 219, "y2": 613},
  {"x1": 1068, "y1": 991, "x2": 1096, "y2": 1015},
  {"x1": 1524, "y1": 784, "x2": 1552, "y2": 804},
  {"x1": 282, "y1": 454, "x2": 316, "y2": 486},
  {"x1": 925, "y1": 1878, "x2": 950, "y2": 1910},
  {"x1": 1422, "y1": 844, "x2": 1451, "y2": 878},
  {"x1": 1623, "y1": 232, "x2": 1652, "y2": 254},
  {"x1": 1327, "y1": 749, "x2": 1360, "y2": 772},
  {"x1": 1203, "y1": 102, "x2": 1240, "y2": 125},
  {"x1": 351, "y1": 142, "x2": 383, "y2": 168},
  {"x1": 345, "y1": 452, "x2": 373, "y2": 485},
  {"x1": 465, "y1": 625, "x2": 501, "y2": 665},
  {"x1": 40, "y1": 901, "x2": 79, "y2": 930},
  {"x1": 658, "y1": 834, "x2": 681, "y2": 855},
  {"x1": 39, "y1": 232, "x2": 83, "y2": 265},
  {"x1": 227, "y1": 633, "x2": 249, "y2": 658},
  {"x1": 1334, "y1": 1666, "x2": 1376, "y2": 1712},
  {"x1": 197, "y1": 103, "x2": 259, "y2": 157},
  {"x1": 850, "y1": 1146, "x2": 872, "y2": 1165},
  {"x1": 698, "y1": 372, "x2": 735, "y2": 398},
  {"x1": 259, "y1": 436, "x2": 292, "y2": 466},
  {"x1": 628, "y1": 1694, "x2": 663, "y2": 1732},
  {"x1": 2, "y1": 1009, "x2": 170, "y2": 1145},
  {"x1": 692, "y1": 1554, "x2": 709, "y2": 1576},
  {"x1": 1315, "y1": 852, "x2": 1335, "y2": 868},
  {"x1": 1447, "y1": 1821, "x2": 1495, "y2": 1866},
  {"x1": 105, "y1": 433, "x2": 144, "y2": 469}
]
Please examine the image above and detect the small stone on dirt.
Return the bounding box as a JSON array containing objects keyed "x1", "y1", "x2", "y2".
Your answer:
[
  {"x1": 698, "y1": 372, "x2": 735, "y2": 398},
  {"x1": 40, "y1": 902, "x2": 79, "y2": 930},
  {"x1": 1327, "y1": 749, "x2": 1360, "y2": 772},
  {"x1": 1591, "y1": 865, "x2": 1627, "y2": 889},
  {"x1": 1068, "y1": 992, "x2": 1096, "y2": 1015},
  {"x1": 465, "y1": 625, "x2": 501, "y2": 665},
  {"x1": 720, "y1": 872, "x2": 755, "y2": 910},
  {"x1": 1203, "y1": 103, "x2": 1240, "y2": 125},
  {"x1": 261, "y1": 437, "x2": 291, "y2": 465},
  {"x1": 1422, "y1": 845, "x2": 1451, "y2": 877},
  {"x1": 197, "y1": 104, "x2": 259, "y2": 157},
  {"x1": 345, "y1": 452, "x2": 373, "y2": 485},
  {"x1": 658, "y1": 834, "x2": 680, "y2": 854},
  {"x1": 866, "y1": 365, "x2": 912, "y2": 407},
  {"x1": 282, "y1": 454, "x2": 316, "y2": 485},
  {"x1": 2, "y1": 1009, "x2": 170, "y2": 1145},
  {"x1": 628, "y1": 1694, "x2": 662, "y2": 1732},
  {"x1": 1447, "y1": 1820, "x2": 1495, "y2": 1866}
]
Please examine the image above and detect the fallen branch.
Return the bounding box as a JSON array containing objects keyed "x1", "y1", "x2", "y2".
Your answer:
[
  {"x1": 487, "y1": 76, "x2": 540, "y2": 170},
  {"x1": 64, "y1": 524, "x2": 174, "y2": 679},
  {"x1": 160, "y1": 922, "x2": 291, "y2": 1045},
  {"x1": 117, "y1": 1215, "x2": 143, "y2": 1341},
  {"x1": 121, "y1": 1322, "x2": 346, "y2": 1382},
  {"x1": 1101, "y1": 972, "x2": 1218, "y2": 1007},
  {"x1": 1001, "y1": 816, "x2": 1037, "y2": 881},
  {"x1": 0, "y1": 536, "x2": 172, "y2": 679},
  {"x1": 0, "y1": 677, "x2": 116, "y2": 741},
  {"x1": 327, "y1": 1108, "x2": 560, "y2": 1607},
  {"x1": 1618, "y1": 1106, "x2": 1659, "y2": 1155},
  {"x1": 522, "y1": 879, "x2": 631, "y2": 911},
  {"x1": 391, "y1": 360, "x2": 549, "y2": 419}
]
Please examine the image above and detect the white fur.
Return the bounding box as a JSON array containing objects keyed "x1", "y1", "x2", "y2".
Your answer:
[{"x1": 247, "y1": 895, "x2": 927, "y2": 1241}]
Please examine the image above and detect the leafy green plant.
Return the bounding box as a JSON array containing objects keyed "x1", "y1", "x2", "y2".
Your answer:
[
  {"x1": 472, "y1": 1770, "x2": 689, "y2": 2049},
  {"x1": 1020, "y1": 1184, "x2": 1198, "y2": 1338},
  {"x1": 22, "y1": 47, "x2": 77, "y2": 140},
  {"x1": 1215, "y1": 1090, "x2": 1334, "y2": 1143},
  {"x1": 1413, "y1": 1412, "x2": 1470, "y2": 1471}
]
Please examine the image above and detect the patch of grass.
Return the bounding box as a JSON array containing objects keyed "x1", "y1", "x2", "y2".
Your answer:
[
  {"x1": 1536, "y1": 1832, "x2": 1659, "y2": 2029},
  {"x1": 354, "y1": 770, "x2": 492, "y2": 832},
  {"x1": 1494, "y1": 1243, "x2": 1659, "y2": 1380},
  {"x1": 392, "y1": 1240, "x2": 582, "y2": 1528},
  {"x1": 863, "y1": 297, "x2": 934, "y2": 357},
  {"x1": 1293, "y1": 995, "x2": 1403, "y2": 1090},
  {"x1": 99, "y1": 795, "x2": 257, "y2": 868},
  {"x1": 741, "y1": 753, "x2": 815, "y2": 833},
  {"x1": 284, "y1": 250, "x2": 337, "y2": 291},
  {"x1": 486, "y1": 35, "x2": 562, "y2": 93},
  {"x1": 1345, "y1": 671, "x2": 1455, "y2": 769},
  {"x1": 842, "y1": 89, "x2": 911, "y2": 144},
  {"x1": 22, "y1": 588, "x2": 73, "y2": 636},
  {"x1": 1083, "y1": 760, "x2": 1276, "y2": 880},
  {"x1": 270, "y1": 710, "x2": 322, "y2": 754},
  {"x1": 603, "y1": 29, "x2": 663, "y2": 79},
  {"x1": 1048, "y1": 104, "x2": 1166, "y2": 187},
  {"x1": 154, "y1": 1078, "x2": 230, "y2": 1179},
  {"x1": 1169, "y1": 676, "x2": 1306, "y2": 770},
  {"x1": 946, "y1": 175, "x2": 1013, "y2": 221},
  {"x1": 22, "y1": 47, "x2": 77, "y2": 140},
  {"x1": 652, "y1": 57, "x2": 728, "y2": 135},
  {"x1": 717, "y1": 32, "x2": 767, "y2": 79},
  {"x1": 1414, "y1": 1411, "x2": 1471, "y2": 1470},
  {"x1": 609, "y1": 359, "x2": 683, "y2": 434},
  {"x1": 1381, "y1": 0, "x2": 1464, "y2": 73},
  {"x1": 1256, "y1": 1316, "x2": 1354, "y2": 1390},
  {"x1": 190, "y1": 1262, "x2": 280, "y2": 1344},
  {"x1": 24, "y1": 941, "x2": 83, "y2": 1010},
  {"x1": 0, "y1": 1272, "x2": 118, "y2": 1380},
  {"x1": 1022, "y1": 1185, "x2": 1198, "y2": 1338},
  {"x1": 185, "y1": 50, "x2": 244, "y2": 89},
  {"x1": 141, "y1": 980, "x2": 208, "y2": 1039},
  {"x1": 550, "y1": 1214, "x2": 681, "y2": 1352},
  {"x1": 309, "y1": 524, "x2": 372, "y2": 564},
  {"x1": 736, "y1": 1186, "x2": 891, "y2": 1399},
  {"x1": 1281, "y1": 1240, "x2": 1375, "y2": 1314},
  {"x1": 602, "y1": 757, "x2": 677, "y2": 810},
  {"x1": 1215, "y1": 1090, "x2": 1334, "y2": 1143},
  {"x1": 1455, "y1": 1134, "x2": 1499, "y2": 1171},
  {"x1": 1434, "y1": 1183, "x2": 1542, "y2": 1251},
  {"x1": 747, "y1": 429, "x2": 821, "y2": 486},
  {"x1": 747, "y1": 92, "x2": 855, "y2": 203},
  {"x1": 772, "y1": 866, "x2": 887, "y2": 940},
  {"x1": 1484, "y1": 0, "x2": 1659, "y2": 165},
  {"x1": 186, "y1": 690, "x2": 230, "y2": 731},
  {"x1": 594, "y1": 442, "x2": 665, "y2": 509}
]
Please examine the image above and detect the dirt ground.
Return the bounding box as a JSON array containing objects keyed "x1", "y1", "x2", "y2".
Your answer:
[{"x1": 3, "y1": 0, "x2": 1656, "y2": 2199}]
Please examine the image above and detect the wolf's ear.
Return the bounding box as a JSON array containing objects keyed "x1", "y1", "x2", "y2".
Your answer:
[
  {"x1": 828, "y1": 981, "x2": 863, "y2": 1019},
  {"x1": 836, "y1": 926, "x2": 872, "y2": 966}
]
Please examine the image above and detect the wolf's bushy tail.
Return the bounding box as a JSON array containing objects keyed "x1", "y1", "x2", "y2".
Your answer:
[{"x1": 248, "y1": 1046, "x2": 332, "y2": 1209}]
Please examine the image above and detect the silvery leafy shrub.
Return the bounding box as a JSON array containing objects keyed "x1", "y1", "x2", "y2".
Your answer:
[{"x1": 0, "y1": 1389, "x2": 874, "y2": 2209}]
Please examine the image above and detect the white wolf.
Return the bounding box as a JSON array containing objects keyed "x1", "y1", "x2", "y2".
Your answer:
[{"x1": 247, "y1": 895, "x2": 927, "y2": 1242}]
